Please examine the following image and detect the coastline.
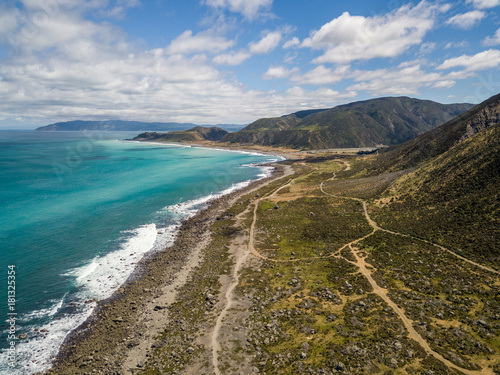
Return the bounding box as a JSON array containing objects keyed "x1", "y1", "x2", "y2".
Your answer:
[
  {"x1": 130, "y1": 138, "x2": 302, "y2": 160},
  {"x1": 43, "y1": 144, "x2": 292, "y2": 374}
]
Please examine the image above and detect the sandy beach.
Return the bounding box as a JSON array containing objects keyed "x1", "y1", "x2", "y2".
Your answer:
[{"x1": 43, "y1": 146, "x2": 292, "y2": 374}]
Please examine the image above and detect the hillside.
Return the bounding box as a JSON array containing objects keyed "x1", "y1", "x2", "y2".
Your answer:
[
  {"x1": 133, "y1": 126, "x2": 229, "y2": 142},
  {"x1": 352, "y1": 93, "x2": 500, "y2": 267},
  {"x1": 222, "y1": 97, "x2": 474, "y2": 149},
  {"x1": 372, "y1": 92, "x2": 500, "y2": 171},
  {"x1": 35, "y1": 120, "x2": 243, "y2": 132}
]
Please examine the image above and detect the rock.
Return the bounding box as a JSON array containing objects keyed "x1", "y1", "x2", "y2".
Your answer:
[
  {"x1": 326, "y1": 314, "x2": 337, "y2": 322},
  {"x1": 393, "y1": 341, "x2": 402, "y2": 351},
  {"x1": 389, "y1": 357, "x2": 398, "y2": 368},
  {"x1": 300, "y1": 352, "x2": 307, "y2": 359},
  {"x1": 335, "y1": 362, "x2": 345, "y2": 371}
]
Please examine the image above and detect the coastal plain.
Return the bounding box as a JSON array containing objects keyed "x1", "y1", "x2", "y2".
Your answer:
[{"x1": 44, "y1": 95, "x2": 500, "y2": 375}]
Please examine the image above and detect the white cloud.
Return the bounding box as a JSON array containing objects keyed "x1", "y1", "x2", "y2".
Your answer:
[
  {"x1": 445, "y1": 11, "x2": 485, "y2": 29},
  {"x1": 284, "y1": 52, "x2": 297, "y2": 63},
  {"x1": 249, "y1": 31, "x2": 282, "y2": 54},
  {"x1": 301, "y1": 1, "x2": 444, "y2": 64},
  {"x1": 212, "y1": 50, "x2": 251, "y2": 65},
  {"x1": 432, "y1": 80, "x2": 456, "y2": 89},
  {"x1": 348, "y1": 65, "x2": 450, "y2": 95},
  {"x1": 444, "y1": 41, "x2": 470, "y2": 49},
  {"x1": 165, "y1": 30, "x2": 235, "y2": 55},
  {"x1": 203, "y1": 0, "x2": 273, "y2": 20},
  {"x1": 484, "y1": 28, "x2": 500, "y2": 46},
  {"x1": 466, "y1": 0, "x2": 500, "y2": 8},
  {"x1": 274, "y1": 86, "x2": 357, "y2": 111},
  {"x1": 437, "y1": 49, "x2": 500, "y2": 71},
  {"x1": 290, "y1": 65, "x2": 350, "y2": 86},
  {"x1": 419, "y1": 42, "x2": 436, "y2": 55},
  {"x1": 104, "y1": 0, "x2": 141, "y2": 18},
  {"x1": 0, "y1": 8, "x2": 19, "y2": 35},
  {"x1": 0, "y1": 3, "x2": 364, "y2": 127},
  {"x1": 262, "y1": 65, "x2": 299, "y2": 79},
  {"x1": 283, "y1": 37, "x2": 300, "y2": 49}
]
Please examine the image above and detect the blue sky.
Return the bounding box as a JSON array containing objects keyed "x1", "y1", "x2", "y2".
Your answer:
[{"x1": 0, "y1": 0, "x2": 499, "y2": 129}]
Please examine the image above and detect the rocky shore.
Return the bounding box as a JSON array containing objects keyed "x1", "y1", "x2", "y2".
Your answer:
[{"x1": 43, "y1": 162, "x2": 289, "y2": 375}]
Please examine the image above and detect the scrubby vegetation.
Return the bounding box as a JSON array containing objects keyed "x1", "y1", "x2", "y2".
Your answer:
[
  {"x1": 371, "y1": 124, "x2": 500, "y2": 268},
  {"x1": 361, "y1": 231, "x2": 499, "y2": 371}
]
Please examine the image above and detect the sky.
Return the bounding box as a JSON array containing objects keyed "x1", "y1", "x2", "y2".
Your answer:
[{"x1": 0, "y1": 0, "x2": 499, "y2": 129}]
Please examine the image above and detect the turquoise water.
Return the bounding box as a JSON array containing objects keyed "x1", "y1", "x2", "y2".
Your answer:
[{"x1": 0, "y1": 131, "x2": 277, "y2": 374}]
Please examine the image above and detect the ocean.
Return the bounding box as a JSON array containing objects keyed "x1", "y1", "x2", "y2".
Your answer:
[{"x1": 0, "y1": 130, "x2": 278, "y2": 374}]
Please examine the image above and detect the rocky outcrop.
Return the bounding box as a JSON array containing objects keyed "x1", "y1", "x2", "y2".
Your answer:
[{"x1": 458, "y1": 100, "x2": 500, "y2": 143}]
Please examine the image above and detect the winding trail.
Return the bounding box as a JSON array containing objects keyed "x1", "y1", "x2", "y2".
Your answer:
[
  {"x1": 346, "y1": 243, "x2": 486, "y2": 375},
  {"x1": 211, "y1": 159, "x2": 496, "y2": 375},
  {"x1": 319, "y1": 163, "x2": 496, "y2": 374},
  {"x1": 211, "y1": 169, "x2": 295, "y2": 375},
  {"x1": 320, "y1": 169, "x2": 499, "y2": 276}
]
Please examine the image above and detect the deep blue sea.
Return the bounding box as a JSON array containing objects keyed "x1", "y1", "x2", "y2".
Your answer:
[{"x1": 0, "y1": 131, "x2": 278, "y2": 374}]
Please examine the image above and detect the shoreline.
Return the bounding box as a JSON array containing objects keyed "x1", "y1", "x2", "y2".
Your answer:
[
  {"x1": 43, "y1": 148, "x2": 291, "y2": 374},
  {"x1": 130, "y1": 138, "x2": 302, "y2": 160}
]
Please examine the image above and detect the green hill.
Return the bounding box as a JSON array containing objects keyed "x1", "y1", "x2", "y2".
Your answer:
[
  {"x1": 133, "y1": 126, "x2": 229, "y2": 142},
  {"x1": 222, "y1": 97, "x2": 473, "y2": 149}
]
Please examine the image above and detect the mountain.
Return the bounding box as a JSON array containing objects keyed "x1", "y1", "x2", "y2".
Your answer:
[
  {"x1": 221, "y1": 97, "x2": 474, "y2": 149},
  {"x1": 133, "y1": 126, "x2": 229, "y2": 142},
  {"x1": 372, "y1": 92, "x2": 500, "y2": 172},
  {"x1": 35, "y1": 120, "x2": 244, "y2": 132},
  {"x1": 370, "y1": 93, "x2": 500, "y2": 267}
]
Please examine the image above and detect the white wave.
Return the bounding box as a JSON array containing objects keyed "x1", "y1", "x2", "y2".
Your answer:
[
  {"x1": 69, "y1": 224, "x2": 158, "y2": 300},
  {"x1": 0, "y1": 302, "x2": 95, "y2": 375},
  {"x1": 0, "y1": 224, "x2": 159, "y2": 375},
  {"x1": 17, "y1": 298, "x2": 65, "y2": 323}
]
